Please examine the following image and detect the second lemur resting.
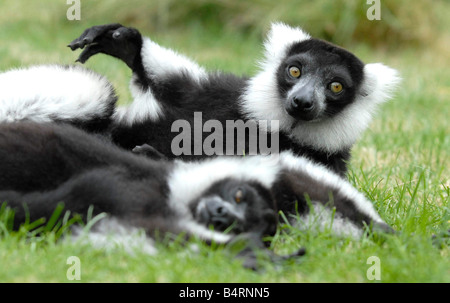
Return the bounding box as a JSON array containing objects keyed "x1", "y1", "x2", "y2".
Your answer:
[
  {"x1": 0, "y1": 23, "x2": 400, "y2": 175},
  {"x1": 0, "y1": 122, "x2": 391, "y2": 265}
]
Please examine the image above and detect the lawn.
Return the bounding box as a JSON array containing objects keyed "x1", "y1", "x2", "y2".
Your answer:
[{"x1": 0, "y1": 0, "x2": 448, "y2": 283}]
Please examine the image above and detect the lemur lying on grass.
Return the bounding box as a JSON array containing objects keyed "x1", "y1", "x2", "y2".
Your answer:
[
  {"x1": 0, "y1": 23, "x2": 399, "y2": 176},
  {"x1": 0, "y1": 122, "x2": 390, "y2": 268}
]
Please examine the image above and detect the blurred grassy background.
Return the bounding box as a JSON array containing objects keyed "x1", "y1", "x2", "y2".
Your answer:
[
  {"x1": 1, "y1": 0, "x2": 449, "y2": 64},
  {"x1": 0, "y1": 0, "x2": 449, "y2": 99},
  {"x1": 0, "y1": 0, "x2": 448, "y2": 282}
]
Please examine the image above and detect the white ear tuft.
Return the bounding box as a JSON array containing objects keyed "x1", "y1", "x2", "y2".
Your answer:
[
  {"x1": 361, "y1": 63, "x2": 401, "y2": 105},
  {"x1": 262, "y1": 22, "x2": 311, "y2": 67}
]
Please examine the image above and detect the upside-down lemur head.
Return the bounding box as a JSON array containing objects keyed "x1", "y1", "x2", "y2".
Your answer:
[{"x1": 189, "y1": 178, "x2": 278, "y2": 237}]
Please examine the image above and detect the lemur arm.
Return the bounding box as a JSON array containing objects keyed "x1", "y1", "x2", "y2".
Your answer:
[
  {"x1": 69, "y1": 24, "x2": 207, "y2": 87},
  {"x1": 228, "y1": 232, "x2": 306, "y2": 270}
]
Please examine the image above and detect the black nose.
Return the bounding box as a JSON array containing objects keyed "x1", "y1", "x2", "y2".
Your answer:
[
  {"x1": 206, "y1": 199, "x2": 228, "y2": 217},
  {"x1": 203, "y1": 199, "x2": 234, "y2": 231},
  {"x1": 292, "y1": 96, "x2": 314, "y2": 111}
]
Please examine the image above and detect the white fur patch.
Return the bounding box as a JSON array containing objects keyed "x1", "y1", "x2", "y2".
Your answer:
[
  {"x1": 360, "y1": 63, "x2": 401, "y2": 106},
  {"x1": 0, "y1": 65, "x2": 116, "y2": 123},
  {"x1": 117, "y1": 38, "x2": 209, "y2": 124},
  {"x1": 113, "y1": 75, "x2": 164, "y2": 124},
  {"x1": 140, "y1": 38, "x2": 208, "y2": 83},
  {"x1": 71, "y1": 217, "x2": 158, "y2": 255},
  {"x1": 71, "y1": 216, "x2": 232, "y2": 252},
  {"x1": 240, "y1": 69, "x2": 296, "y2": 131},
  {"x1": 296, "y1": 203, "x2": 364, "y2": 238},
  {"x1": 278, "y1": 151, "x2": 384, "y2": 224},
  {"x1": 262, "y1": 22, "x2": 311, "y2": 70}
]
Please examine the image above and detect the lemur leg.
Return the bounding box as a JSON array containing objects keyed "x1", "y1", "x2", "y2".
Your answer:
[
  {"x1": 69, "y1": 24, "x2": 207, "y2": 88},
  {"x1": 68, "y1": 24, "x2": 143, "y2": 71}
]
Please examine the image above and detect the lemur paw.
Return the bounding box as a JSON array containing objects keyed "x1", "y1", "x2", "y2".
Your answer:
[
  {"x1": 132, "y1": 144, "x2": 167, "y2": 160},
  {"x1": 68, "y1": 23, "x2": 142, "y2": 68},
  {"x1": 229, "y1": 232, "x2": 306, "y2": 271}
]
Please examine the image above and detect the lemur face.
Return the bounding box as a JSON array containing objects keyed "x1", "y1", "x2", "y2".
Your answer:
[
  {"x1": 189, "y1": 179, "x2": 277, "y2": 236},
  {"x1": 277, "y1": 39, "x2": 365, "y2": 122}
]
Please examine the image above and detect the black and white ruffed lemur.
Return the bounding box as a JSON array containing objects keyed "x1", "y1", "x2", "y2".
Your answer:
[
  {"x1": 0, "y1": 122, "x2": 391, "y2": 267},
  {"x1": 0, "y1": 23, "x2": 400, "y2": 176}
]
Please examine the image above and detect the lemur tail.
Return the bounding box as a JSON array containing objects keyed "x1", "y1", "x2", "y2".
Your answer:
[{"x1": 0, "y1": 65, "x2": 117, "y2": 132}]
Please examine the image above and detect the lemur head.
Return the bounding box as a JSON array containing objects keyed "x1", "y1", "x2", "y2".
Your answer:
[
  {"x1": 242, "y1": 23, "x2": 401, "y2": 153},
  {"x1": 277, "y1": 39, "x2": 364, "y2": 122},
  {"x1": 189, "y1": 178, "x2": 278, "y2": 237}
]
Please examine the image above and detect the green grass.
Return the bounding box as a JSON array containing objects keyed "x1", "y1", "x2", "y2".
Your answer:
[{"x1": 0, "y1": 0, "x2": 449, "y2": 282}]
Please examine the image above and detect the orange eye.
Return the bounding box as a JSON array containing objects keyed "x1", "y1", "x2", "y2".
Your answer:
[
  {"x1": 234, "y1": 189, "x2": 243, "y2": 203},
  {"x1": 330, "y1": 82, "x2": 343, "y2": 93},
  {"x1": 289, "y1": 66, "x2": 301, "y2": 78}
]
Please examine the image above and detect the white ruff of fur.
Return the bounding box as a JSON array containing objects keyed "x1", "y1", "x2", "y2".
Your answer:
[
  {"x1": 0, "y1": 65, "x2": 115, "y2": 123},
  {"x1": 278, "y1": 151, "x2": 385, "y2": 227},
  {"x1": 241, "y1": 23, "x2": 401, "y2": 153}
]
